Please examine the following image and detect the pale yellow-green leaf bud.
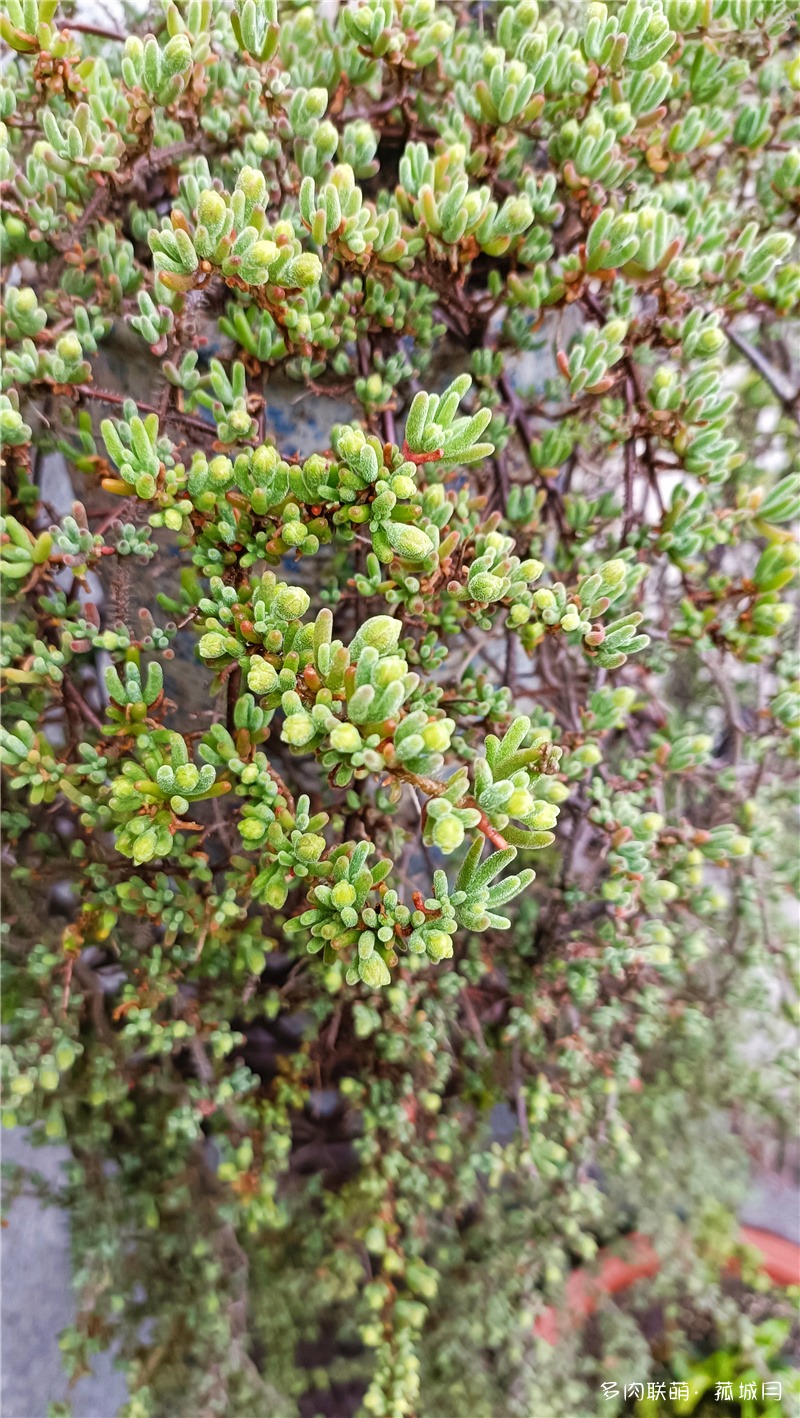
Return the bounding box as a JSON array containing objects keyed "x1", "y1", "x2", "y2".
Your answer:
[
  {"x1": 247, "y1": 656, "x2": 278, "y2": 693},
  {"x1": 198, "y1": 632, "x2": 227, "y2": 659},
  {"x1": 330, "y1": 723, "x2": 362, "y2": 753},
  {"x1": 274, "y1": 585, "x2": 310, "y2": 619},
  {"x1": 331, "y1": 880, "x2": 357, "y2": 910},
  {"x1": 350, "y1": 616, "x2": 402, "y2": 657}
]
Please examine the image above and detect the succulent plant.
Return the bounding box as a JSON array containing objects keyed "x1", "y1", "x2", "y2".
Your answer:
[{"x1": 1, "y1": 2, "x2": 797, "y2": 1416}]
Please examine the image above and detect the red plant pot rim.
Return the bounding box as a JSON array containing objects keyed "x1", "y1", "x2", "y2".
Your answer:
[{"x1": 535, "y1": 1225, "x2": 800, "y2": 1345}]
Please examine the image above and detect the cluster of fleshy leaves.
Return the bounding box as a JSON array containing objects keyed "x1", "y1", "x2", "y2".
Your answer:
[{"x1": 1, "y1": 2, "x2": 799, "y2": 1417}]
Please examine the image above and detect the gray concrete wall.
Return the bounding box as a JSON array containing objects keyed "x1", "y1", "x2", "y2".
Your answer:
[{"x1": 1, "y1": 1131, "x2": 127, "y2": 1418}]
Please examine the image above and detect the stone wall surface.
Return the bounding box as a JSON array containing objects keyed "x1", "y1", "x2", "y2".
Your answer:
[{"x1": 1, "y1": 1131, "x2": 127, "y2": 1418}]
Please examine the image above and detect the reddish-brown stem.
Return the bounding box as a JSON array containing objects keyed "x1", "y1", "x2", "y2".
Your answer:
[
  {"x1": 390, "y1": 767, "x2": 509, "y2": 851},
  {"x1": 225, "y1": 666, "x2": 241, "y2": 735},
  {"x1": 71, "y1": 385, "x2": 216, "y2": 439},
  {"x1": 65, "y1": 20, "x2": 126, "y2": 40},
  {"x1": 498, "y1": 373, "x2": 568, "y2": 537},
  {"x1": 401, "y1": 442, "x2": 442, "y2": 466},
  {"x1": 476, "y1": 813, "x2": 510, "y2": 852},
  {"x1": 62, "y1": 675, "x2": 105, "y2": 734},
  {"x1": 60, "y1": 955, "x2": 75, "y2": 1017}
]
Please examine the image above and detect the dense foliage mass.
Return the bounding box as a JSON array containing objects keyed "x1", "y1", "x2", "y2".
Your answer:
[{"x1": 1, "y1": 1, "x2": 798, "y2": 1414}]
